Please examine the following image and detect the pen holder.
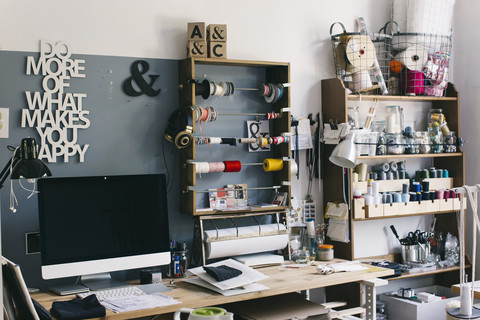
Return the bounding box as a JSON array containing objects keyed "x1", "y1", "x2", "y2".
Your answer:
[{"x1": 402, "y1": 244, "x2": 418, "y2": 264}]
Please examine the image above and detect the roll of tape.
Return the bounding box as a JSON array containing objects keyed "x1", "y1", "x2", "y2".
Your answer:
[
  {"x1": 345, "y1": 35, "x2": 376, "y2": 70},
  {"x1": 395, "y1": 45, "x2": 427, "y2": 71},
  {"x1": 291, "y1": 160, "x2": 298, "y2": 176},
  {"x1": 263, "y1": 158, "x2": 284, "y2": 172}
]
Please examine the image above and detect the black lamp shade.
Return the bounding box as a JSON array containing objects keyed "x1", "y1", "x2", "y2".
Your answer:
[
  {"x1": 11, "y1": 138, "x2": 52, "y2": 179},
  {"x1": 11, "y1": 158, "x2": 52, "y2": 179}
]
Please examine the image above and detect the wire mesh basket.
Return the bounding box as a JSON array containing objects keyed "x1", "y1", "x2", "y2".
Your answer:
[
  {"x1": 389, "y1": 31, "x2": 452, "y2": 96},
  {"x1": 389, "y1": 0, "x2": 454, "y2": 96},
  {"x1": 330, "y1": 22, "x2": 389, "y2": 95}
]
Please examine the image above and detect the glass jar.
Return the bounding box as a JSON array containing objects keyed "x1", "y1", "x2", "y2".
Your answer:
[
  {"x1": 316, "y1": 244, "x2": 334, "y2": 261},
  {"x1": 385, "y1": 105, "x2": 403, "y2": 134},
  {"x1": 430, "y1": 131, "x2": 443, "y2": 153},
  {"x1": 385, "y1": 133, "x2": 405, "y2": 155},
  {"x1": 444, "y1": 131, "x2": 457, "y2": 153},
  {"x1": 415, "y1": 131, "x2": 431, "y2": 154}
]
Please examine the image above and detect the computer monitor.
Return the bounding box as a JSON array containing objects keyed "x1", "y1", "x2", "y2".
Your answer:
[{"x1": 37, "y1": 173, "x2": 171, "y2": 290}]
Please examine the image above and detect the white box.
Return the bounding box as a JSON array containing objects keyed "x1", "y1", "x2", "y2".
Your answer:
[{"x1": 381, "y1": 285, "x2": 459, "y2": 320}]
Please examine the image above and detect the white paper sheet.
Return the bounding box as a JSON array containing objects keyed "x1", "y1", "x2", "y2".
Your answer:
[
  {"x1": 187, "y1": 259, "x2": 268, "y2": 291},
  {"x1": 183, "y1": 277, "x2": 269, "y2": 296}
]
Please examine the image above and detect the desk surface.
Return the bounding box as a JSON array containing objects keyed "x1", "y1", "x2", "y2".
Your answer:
[{"x1": 33, "y1": 261, "x2": 393, "y2": 320}]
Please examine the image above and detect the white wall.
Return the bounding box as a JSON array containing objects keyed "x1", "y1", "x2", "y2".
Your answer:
[
  {"x1": 0, "y1": 0, "x2": 390, "y2": 214},
  {"x1": 452, "y1": 0, "x2": 480, "y2": 278}
]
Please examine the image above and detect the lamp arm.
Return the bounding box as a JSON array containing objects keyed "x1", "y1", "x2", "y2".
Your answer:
[{"x1": 0, "y1": 156, "x2": 20, "y2": 189}]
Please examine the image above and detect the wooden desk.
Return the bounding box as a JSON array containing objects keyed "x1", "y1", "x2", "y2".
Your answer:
[
  {"x1": 32, "y1": 261, "x2": 393, "y2": 320},
  {"x1": 451, "y1": 281, "x2": 480, "y2": 299}
]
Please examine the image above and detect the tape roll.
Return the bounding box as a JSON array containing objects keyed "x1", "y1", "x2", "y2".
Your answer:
[
  {"x1": 291, "y1": 161, "x2": 298, "y2": 176},
  {"x1": 263, "y1": 158, "x2": 284, "y2": 172},
  {"x1": 395, "y1": 45, "x2": 427, "y2": 71},
  {"x1": 345, "y1": 35, "x2": 376, "y2": 70}
]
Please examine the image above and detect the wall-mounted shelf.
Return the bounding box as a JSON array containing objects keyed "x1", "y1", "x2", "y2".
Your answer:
[{"x1": 178, "y1": 58, "x2": 292, "y2": 216}]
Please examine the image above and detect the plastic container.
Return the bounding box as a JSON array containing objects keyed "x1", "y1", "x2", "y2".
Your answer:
[{"x1": 316, "y1": 244, "x2": 334, "y2": 261}]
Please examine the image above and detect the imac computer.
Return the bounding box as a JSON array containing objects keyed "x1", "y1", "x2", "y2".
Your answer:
[{"x1": 37, "y1": 173, "x2": 171, "y2": 291}]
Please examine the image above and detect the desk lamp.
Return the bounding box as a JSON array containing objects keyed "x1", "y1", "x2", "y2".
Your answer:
[
  {"x1": 0, "y1": 137, "x2": 52, "y2": 320},
  {"x1": 329, "y1": 133, "x2": 356, "y2": 168}
]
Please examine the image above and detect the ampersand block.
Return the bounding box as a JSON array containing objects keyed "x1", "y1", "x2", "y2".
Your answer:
[
  {"x1": 207, "y1": 24, "x2": 227, "y2": 42},
  {"x1": 187, "y1": 22, "x2": 206, "y2": 41},
  {"x1": 208, "y1": 41, "x2": 227, "y2": 59},
  {"x1": 187, "y1": 40, "x2": 207, "y2": 58}
]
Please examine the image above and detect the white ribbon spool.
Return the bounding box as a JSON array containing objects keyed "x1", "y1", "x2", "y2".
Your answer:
[
  {"x1": 395, "y1": 45, "x2": 427, "y2": 71},
  {"x1": 345, "y1": 35, "x2": 376, "y2": 71}
]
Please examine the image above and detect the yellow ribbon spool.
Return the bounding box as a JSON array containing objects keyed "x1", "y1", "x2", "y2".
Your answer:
[{"x1": 263, "y1": 158, "x2": 284, "y2": 172}]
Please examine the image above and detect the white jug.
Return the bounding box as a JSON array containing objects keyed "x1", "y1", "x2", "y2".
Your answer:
[{"x1": 173, "y1": 307, "x2": 234, "y2": 320}]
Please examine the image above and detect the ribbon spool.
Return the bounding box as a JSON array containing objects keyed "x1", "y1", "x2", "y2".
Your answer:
[
  {"x1": 195, "y1": 162, "x2": 225, "y2": 174},
  {"x1": 345, "y1": 35, "x2": 376, "y2": 71},
  {"x1": 223, "y1": 160, "x2": 241, "y2": 172},
  {"x1": 401, "y1": 69, "x2": 425, "y2": 95},
  {"x1": 195, "y1": 79, "x2": 211, "y2": 99},
  {"x1": 395, "y1": 45, "x2": 427, "y2": 71},
  {"x1": 263, "y1": 158, "x2": 284, "y2": 172}
]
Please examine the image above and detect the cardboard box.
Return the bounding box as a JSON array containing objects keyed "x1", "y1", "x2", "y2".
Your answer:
[{"x1": 381, "y1": 285, "x2": 459, "y2": 320}]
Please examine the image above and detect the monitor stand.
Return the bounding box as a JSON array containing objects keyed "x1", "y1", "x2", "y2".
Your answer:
[{"x1": 81, "y1": 273, "x2": 128, "y2": 291}]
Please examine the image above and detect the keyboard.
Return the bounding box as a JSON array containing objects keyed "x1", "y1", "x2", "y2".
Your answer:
[{"x1": 77, "y1": 286, "x2": 146, "y2": 301}]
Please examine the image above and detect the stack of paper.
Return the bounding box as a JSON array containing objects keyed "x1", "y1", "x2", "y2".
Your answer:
[{"x1": 184, "y1": 259, "x2": 269, "y2": 296}]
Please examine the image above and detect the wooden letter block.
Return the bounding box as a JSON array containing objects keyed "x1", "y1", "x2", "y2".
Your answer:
[
  {"x1": 187, "y1": 40, "x2": 207, "y2": 58},
  {"x1": 207, "y1": 24, "x2": 227, "y2": 42},
  {"x1": 187, "y1": 22, "x2": 205, "y2": 41},
  {"x1": 208, "y1": 41, "x2": 227, "y2": 59}
]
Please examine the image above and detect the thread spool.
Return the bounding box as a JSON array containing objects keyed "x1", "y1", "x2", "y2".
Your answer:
[
  {"x1": 372, "y1": 163, "x2": 390, "y2": 172},
  {"x1": 389, "y1": 161, "x2": 398, "y2": 172},
  {"x1": 410, "y1": 192, "x2": 418, "y2": 202},
  {"x1": 422, "y1": 191, "x2": 430, "y2": 201},
  {"x1": 397, "y1": 161, "x2": 406, "y2": 171},
  {"x1": 399, "y1": 170, "x2": 406, "y2": 179},
  {"x1": 386, "y1": 171, "x2": 393, "y2": 180},
  {"x1": 402, "y1": 69, "x2": 425, "y2": 95},
  {"x1": 443, "y1": 169, "x2": 449, "y2": 178},
  {"x1": 402, "y1": 183, "x2": 409, "y2": 194},
  {"x1": 422, "y1": 181, "x2": 430, "y2": 192},
  {"x1": 411, "y1": 182, "x2": 421, "y2": 193},
  {"x1": 223, "y1": 161, "x2": 241, "y2": 172},
  {"x1": 372, "y1": 181, "x2": 379, "y2": 196},
  {"x1": 352, "y1": 172, "x2": 359, "y2": 182},
  {"x1": 460, "y1": 283, "x2": 473, "y2": 317},
  {"x1": 209, "y1": 162, "x2": 226, "y2": 173},
  {"x1": 436, "y1": 190, "x2": 445, "y2": 199},
  {"x1": 263, "y1": 158, "x2": 284, "y2": 172},
  {"x1": 356, "y1": 163, "x2": 367, "y2": 182},
  {"x1": 208, "y1": 137, "x2": 222, "y2": 144},
  {"x1": 402, "y1": 193, "x2": 410, "y2": 202},
  {"x1": 239, "y1": 138, "x2": 257, "y2": 144},
  {"x1": 430, "y1": 191, "x2": 436, "y2": 200},
  {"x1": 393, "y1": 193, "x2": 402, "y2": 203},
  {"x1": 221, "y1": 138, "x2": 237, "y2": 146},
  {"x1": 378, "y1": 171, "x2": 386, "y2": 180}
]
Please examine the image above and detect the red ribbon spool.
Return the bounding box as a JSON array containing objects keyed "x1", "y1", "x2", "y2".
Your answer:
[{"x1": 223, "y1": 160, "x2": 242, "y2": 172}]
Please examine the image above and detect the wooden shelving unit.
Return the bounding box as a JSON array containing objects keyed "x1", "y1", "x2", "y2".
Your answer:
[
  {"x1": 178, "y1": 58, "x2": 292, "y2": 216},
  {"x1": 321, "y1": 78, "x2": 465, "y2": 285}
]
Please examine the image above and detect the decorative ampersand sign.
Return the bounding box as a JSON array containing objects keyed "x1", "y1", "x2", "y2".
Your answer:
[{"x1": 123, "y1": 60, "x2": 161, "y2": 97}]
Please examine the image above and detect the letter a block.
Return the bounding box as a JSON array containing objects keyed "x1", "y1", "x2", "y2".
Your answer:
[
  {"x1": 208, "y1": 41, "x2": 227, "y2": 59},
  {"x1": 188, "y1": 22, "x2": 206, "y2": 41},
  {"x1": 187, "y1": 40, "x2": 207, "y2": 58},
  {"x1": 207, "y1": 24, "x2": 227, "y2": 42}
]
